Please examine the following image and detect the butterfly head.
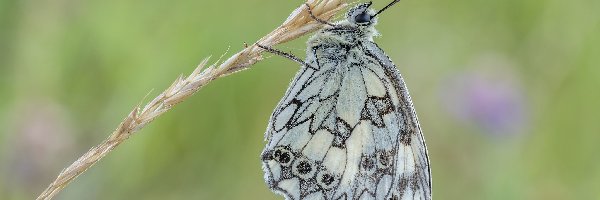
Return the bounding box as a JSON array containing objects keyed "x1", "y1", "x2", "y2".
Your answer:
[
  {"x1": 311, "y1": 0, "x2": 401, "y2": 43},
  {"x1": 347, "y1": 2, "x2": 376, "y2": 26},
  {"x1": 346, "y1": 0, "x2": 401, "y2": 27}
]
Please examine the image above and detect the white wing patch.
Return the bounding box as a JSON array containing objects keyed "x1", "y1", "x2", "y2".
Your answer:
[
  {"x1": 361, "y1": 66, "x2": 387, "y2": 97},
  {"x1": 337, "y1": 67, "x2": 367, "y2": 126},
  {"x1": 303, "y1": 130, "x2": 335, "y2": 161}
]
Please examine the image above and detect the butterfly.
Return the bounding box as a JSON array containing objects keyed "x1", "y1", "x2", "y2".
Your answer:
[{"x1": 258, "y1": 1, "x2": 431, "y2": 199}]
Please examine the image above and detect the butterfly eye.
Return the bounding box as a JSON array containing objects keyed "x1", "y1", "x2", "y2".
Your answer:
[{"x1": 355, "y1": 12, "x2": 371, "y2": 23}]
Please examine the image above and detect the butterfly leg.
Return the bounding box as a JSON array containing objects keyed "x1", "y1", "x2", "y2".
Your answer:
[
  {"x1": 257, "y1": 44, "x2": 319, "y2": 71},
  {"x1": 305, "y1": 2, "x2": 337, "y2": 27}
]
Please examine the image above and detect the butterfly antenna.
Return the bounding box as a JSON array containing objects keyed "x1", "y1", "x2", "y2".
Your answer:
[{"x1": 373, "y1": 0, "x2": 401, "y2": 18}]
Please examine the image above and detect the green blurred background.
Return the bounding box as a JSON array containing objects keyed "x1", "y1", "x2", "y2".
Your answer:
[{"x1": 1, "y1": 0, "x2": 599, "y2": 199}]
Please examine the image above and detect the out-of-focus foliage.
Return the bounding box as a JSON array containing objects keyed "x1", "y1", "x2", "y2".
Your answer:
[{"x1": 1, "y1": 0, "x2": 599, "y2": 199}]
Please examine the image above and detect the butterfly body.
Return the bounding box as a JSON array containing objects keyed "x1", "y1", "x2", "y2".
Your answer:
[{"x1": 262, "y1": 3, "x2": 431, "y2": 200}]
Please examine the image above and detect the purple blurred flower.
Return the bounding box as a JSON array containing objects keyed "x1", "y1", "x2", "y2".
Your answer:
[{"x1": 441, "y1": 55, "x2": 528, "y2": 136}]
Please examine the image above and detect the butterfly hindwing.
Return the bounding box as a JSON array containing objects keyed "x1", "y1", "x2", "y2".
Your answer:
[{"x1": 363, "y1": 41, "x2": 432, "y2": 199}]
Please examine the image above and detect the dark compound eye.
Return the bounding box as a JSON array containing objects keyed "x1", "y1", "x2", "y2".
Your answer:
[{"x1": 355, "y1": 12, "x2": 371, "y2": 23}]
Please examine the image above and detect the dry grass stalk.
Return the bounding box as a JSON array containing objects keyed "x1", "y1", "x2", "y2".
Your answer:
[{"x1": 36, "y1": 0, "x2": 346, "y2": 199}]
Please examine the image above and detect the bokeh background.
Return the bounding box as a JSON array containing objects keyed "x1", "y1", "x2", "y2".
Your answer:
[{"x1": 1, "y1": 0, "x2": 599, "y2": 199}]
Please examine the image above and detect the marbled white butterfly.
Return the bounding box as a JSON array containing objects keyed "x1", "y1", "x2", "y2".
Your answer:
[{"x1": 259, "y1": 1, "x2": 431, "y2": 199}]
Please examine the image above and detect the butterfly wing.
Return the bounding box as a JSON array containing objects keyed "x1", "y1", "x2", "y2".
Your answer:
[
  {"x1": 262, "y1": 57, "x2": 346, "y2": 200},
  {"x1": 262, "y1": 41, "x2": 431, "y2": 200},
  {"x1": 362, "y1": 41, "x2": 432, "y2": 200}
]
